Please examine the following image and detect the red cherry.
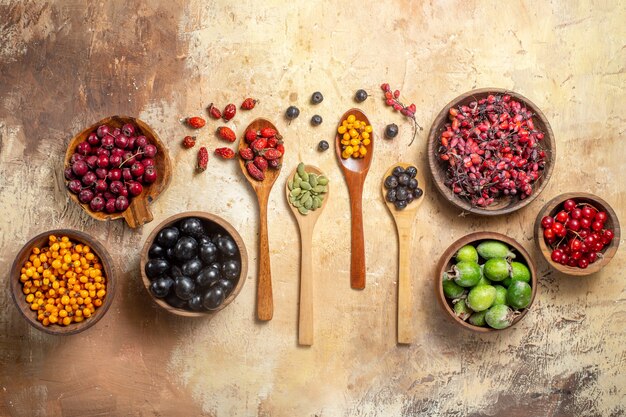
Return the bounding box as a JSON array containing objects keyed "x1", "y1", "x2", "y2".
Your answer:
[
  {"x1": 582, "y1": 206, "x2": 595, "y2": 219},
  {"x1": 587, "y1": 252, "x2": 598, "y2": 263},
  {"x1": 577, "y1": 258, "x2": 589, "y2": 269},
  {"x1": 579, "y1": 229, "x2": 590, "y2": 238},
  {"x1": 544, "y1": 228, "x2": 555, "y2": 240},
  {"x1": 567, "y1": 258, "x2": 577, "y2": 267},
  {"x1": 563, "y1": 199, "x2": 576, "y2": 211},
  {"x1": 560, "y1": 254, "x2": 570, "y2": 265},
  {"x1": 555, "y1": 210, "x2": 569, "y2": 223},
  {"x1": 593, "y1": 242, "x2": 604, "y2": 252},
  {"x1": 584, "y1": 235, "x2": 596, "y2": 246},
  {"x1": 591, "y1": 221, "x2": 603, "y2": 232},
  {"x1": 570, "y1": 239, "x2": 582, "y2": 252},
  {"x1": 572, "y1": 251, "x2": 582, "y2": 260},
  {"x1": 552, "y1": 222, "x2": 566, "y2": 237},
  {"x1": 551, "y1": 249, "x2": 564, "y2": 262},
  {"x1": 567, "y1": 219, "x2": 580, "y2": 231},
  {"x1": 580, "y1": 218, "x2": 591, "y2": 229},
  {"x1": 541, "y1": 216, "x2": 554, "y2": 229},
  {"x1": 570, "y1": 208, "x2": 582, "y2": 220}
]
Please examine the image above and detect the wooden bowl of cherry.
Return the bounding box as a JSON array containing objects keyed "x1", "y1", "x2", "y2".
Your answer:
[
  {"x1": 10, "y1": 229, "x2": 116, "y2": 335},
  {"x1": 534, "y1": 192, "x2": 620, "y2": 276},
  {"x1": 427, "y1": 88, "x2": 556, "y2": 216},
  {"x1": 64, "y1": 115, "x2": 172, "y2": 228}
]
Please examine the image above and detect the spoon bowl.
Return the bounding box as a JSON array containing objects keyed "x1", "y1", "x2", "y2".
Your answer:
[
  {"x1": 286, "y1": 164, "x2": 330, "y2": 345},
  {"x1": 335, "y1": 108, "x2": 374, "y2": 289},
  {"x1": 381, "y1": 162, "x2": 427, "y2": 344},
  {"x1": 238, "y1": 118, "x2": 283, "y2": 321}
]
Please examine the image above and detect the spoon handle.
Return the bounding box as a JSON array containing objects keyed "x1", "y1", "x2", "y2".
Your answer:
[
  {"x1": 298, "y1": 227, "x2": 314, "y2": 345},
  {"x1": 349, "y1": 182, "x2": 366, "y2": 289},
  {"x1": 396, "y1": 220, "x2": 413, "y2": 344},
  {"x1": 257, "y1": 197, "x2": 273, "y2": 321}
]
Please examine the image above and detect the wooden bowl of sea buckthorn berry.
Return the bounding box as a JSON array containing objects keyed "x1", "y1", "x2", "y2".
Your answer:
[{"x1": 10, "y1": 230, "x2": 116, "y2": 335}]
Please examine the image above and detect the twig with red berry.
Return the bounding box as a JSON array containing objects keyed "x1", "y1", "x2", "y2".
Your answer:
[{"x1": 380, "y1": 83, "x2": 422, "y2": 146}]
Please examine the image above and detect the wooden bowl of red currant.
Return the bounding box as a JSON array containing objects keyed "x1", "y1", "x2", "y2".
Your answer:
[
  {"x1": 64, "y1": 116, "x2": 172, "y2": 228},
  {"x1": 427, "y1": 88, "x2": 556, "y2": 216},
  {"x1": 535, "y1": 193, "x2": 620, "y2": 276}
]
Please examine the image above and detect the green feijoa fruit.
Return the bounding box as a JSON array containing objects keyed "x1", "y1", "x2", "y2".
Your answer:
[
  {"x1": 298, "y1": 206, "x2": 309, "y2": 215},
  {"x1": 507, "y1": 281, "x2": 532, "y2": 309},
  {"x1": 309, "y1": 174, "x2": 318, "y2": 187},
  {"x1": 485, "y1": 304, "x2": 514, "y2": 329},
  {"x1": 477, "y1": 271, "x2": 492, "y2": 287},
  {"x1": 467, "y1": 285, "x2": 497, "y2": 312},
  {"x1": 453, "y1": 261, "x2": 482, "y2": 287},
  {"x1": 484, "y1": 258, "x2": 510, "y2": 282},
  {"x1": 469, "y1": 310, "x2": 487, "y2": 327},
  {"x1": 290, "y1": 188, "x2": 302, "y2": 197},
  {"x1": 317, "y1": 176, "x2": 329, "y2": 185},
  {"x1": 300, "y1": 181, "x2": 312, "y2": 191},
  {"x1": 288, "y1": 179, "x2": 294, "y2": 190},
  {"x1": 313, "y1": 185, "x2": 326, "y2": 193},
  {"x1": 493, "y1": 285, "x2": 507, "y2": 306},
  {"x1": 453, "y1": 299, "x2": 472, "y2": 321},
  {"x1": 477, "y1": 240, "x2": 515, "y2": 260},
  {"x1": 510, "y1": 261, "x2": 531, "y2": 283},
  {"x1": 502, "y1": 277, "x2": 512, "y2": 287},
  {"x1": 442, "y1": 279, "x2": 465, "y2": 299},
  {"x1": 456, "y1": 244, "x2": 479, "y2": 263}
]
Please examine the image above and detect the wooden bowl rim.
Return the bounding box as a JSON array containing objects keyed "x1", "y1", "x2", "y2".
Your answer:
[
  {"x1": 10, "y1": 229, "x2": 116, "y2": 335},
  {"x1": 139, "y1": 211, "x2": 249, "y2": 317},
  {"x1": 64, "y1": 115, "x2": 172, "y2": 226},
  {"x1": 533, "y1": 192, "x2": 621, "y2": 276},
  {"x1": 427, "y1": 87, "x2": 556, "y2": 216},
  {"x1": 435, "y1": 231, "x2": 538, "y2": 333}
]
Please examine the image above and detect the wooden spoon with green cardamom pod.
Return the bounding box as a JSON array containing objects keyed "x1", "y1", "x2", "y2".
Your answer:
[{"x1": 285, "y1": 163, "x2": 330, "y2": 346}]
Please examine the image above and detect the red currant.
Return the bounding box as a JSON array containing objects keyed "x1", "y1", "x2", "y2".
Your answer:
[
  {"x1": 560, "y1": 254, "x2": 570, "y2": 265},
  {"x1": 570, "y1": 208, "x2": 582, "y2": 220},
  {"x1": 570, "y1": 239, "x2": 582, "y2": 252},
  {"x1": 577, "y1": 258, "x2": 589, "y2": 269},
  {"x1": 563, "y1": 199, "x2": 576, "y2": 211},
  {"x1": 567, "y1": 218, "x2": 580, "y2": 231},
  {"x1": 567, "y1": 258, "x2": 577, "y2": 267},
  {"x1": 572, "y1": 251, "x2": 582, "y2": 260},
  {"x1": 584, "y1": 235, "x2": 596, "y2": 246},
  {"x1": 552, "y1": 222, "x2": 566, "y2": 237},
  {"x1": 587, "y1": 252, "x2": 598, "y2": 263},
  {"x1": 595, "y1": 211, "x2": 607, "y2": 223},
  {"x1": 603, "y1": 229, "x2": 614, "y2": 242},
  {"x1": 544, "y1": 228, "x2": 555, "y2": 240},
  {"x1": 579, "y1": 229, "x2": 589, "y2": 238}
]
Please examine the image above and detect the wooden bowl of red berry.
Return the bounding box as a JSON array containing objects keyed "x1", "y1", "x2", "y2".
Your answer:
[
  {"x1": 535, "y1": 193, "x2": 620, "y2": 276},
  {"x1": 10, "y1": 229, "x2": 116, "y2": 335},
  {"x1": 427, "y1": 88, "x2": 556, "y2": 215},
  {"x1": 436, "y1": 232, "x2": 538, "y2": 332},
  {"x1": 140, "y1": 212, "x2": 248, "y2": 317},
  {"x1": 64, "y1": 116, "x2": 172, "y2": 228}
]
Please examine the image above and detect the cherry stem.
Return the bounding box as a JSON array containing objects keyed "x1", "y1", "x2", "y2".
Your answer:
[{"x1": 119, "y1": 150, "x2": 144, "y2": 168}]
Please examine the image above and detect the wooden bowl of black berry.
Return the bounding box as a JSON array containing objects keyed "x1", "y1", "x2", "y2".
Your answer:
[
  {"x1": 427, "y1": 88, "x2": 555, "y2": 216},
  {"x1": 140, "y1": 212, "x2": 248, "y2": 316},
  {"x1": 64, "y1": 115, "x2": 172, "y2": 228}
]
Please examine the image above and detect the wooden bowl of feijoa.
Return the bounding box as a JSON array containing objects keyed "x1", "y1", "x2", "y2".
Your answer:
[
  {"x1": 140, "y1": 211, "x2": 248, "y2": 317},
  {"x1": 427, "y1": 88, "x2": 555, "y2": 216},
  {"x1": 534, "y1": 192, "x2": 620, "y2": 276},
  {"x1": 436, "y1": 232, "x2": 538, "y2": 332},
  {"x1": 64, "y1": 115, "x2": 172, "y2": 228},
  {"x1": 10, "y1": 229, "x2": 116, "y2": 335}
]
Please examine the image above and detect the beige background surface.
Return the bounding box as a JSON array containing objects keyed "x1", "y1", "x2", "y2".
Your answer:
[{"x1": 1, "y1": 1, "x2": 625, "y2": 416}]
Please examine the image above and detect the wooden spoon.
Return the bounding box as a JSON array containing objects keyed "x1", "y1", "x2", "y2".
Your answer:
[
  {"x1": 285, "y1": 164, "x2": 330, "y2": 346},
  {"x1": 335, "y1": 109, "x2": 374, "y2": 289},
  {"x1": 238, "y1": 118, "x2": 283, "y2": 321},
  {"x1": 381, "y1": 162, "x2": 426, "y2": 344}
]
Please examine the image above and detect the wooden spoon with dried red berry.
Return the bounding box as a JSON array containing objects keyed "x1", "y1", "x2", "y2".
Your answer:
[{"x1": 237, "y1": 118, "x2": 284, "y2": 321}]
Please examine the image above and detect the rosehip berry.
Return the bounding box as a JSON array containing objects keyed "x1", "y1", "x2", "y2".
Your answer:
[
  {"x1": 214, "y1": 147, "x2": 236, "y2": 159},
  {"x1": 187, "y1": 116, "x2": 206, "y2": 129},
  {"x1": 223, "y1": 104, "x2": 236, "y2": 121},
  {"x1": 207, "y1": 103, "x2": 221, "y2": 119},
  {"x1": 182, "y1": 136, "x2": 196, "y2": 149},
  {"x1": 241, "y1": 98, "x2": 257, "y2": 110}
]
